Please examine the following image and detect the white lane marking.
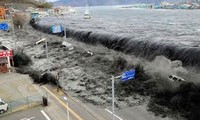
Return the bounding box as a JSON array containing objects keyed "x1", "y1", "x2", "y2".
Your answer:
[
  {"x1": 20, "y1": 117, "x2": 35, "y2": 120},
  {"x1": 41, "y1": 110, "x2": 51, "y2": 120},
  {"x1": 105, "y1": 109, "x2": 123, "y2": 120}
]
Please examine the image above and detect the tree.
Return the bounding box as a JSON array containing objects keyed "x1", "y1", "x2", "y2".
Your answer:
[{"x1": 37, "y1": 2, "x2": 53, "y2": 9}]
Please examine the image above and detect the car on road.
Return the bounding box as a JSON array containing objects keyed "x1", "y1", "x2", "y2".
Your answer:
[{"x1": 0, "y1": 98, "x2": 8, "y2": 114}]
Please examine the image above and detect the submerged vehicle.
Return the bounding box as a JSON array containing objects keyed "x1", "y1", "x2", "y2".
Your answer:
[
  {"x1": 0, "y1": 98, "x2": 8, "y2": 114},
  {"x1": 168, "y1": 75, "x2": 185, "y2": 82}
]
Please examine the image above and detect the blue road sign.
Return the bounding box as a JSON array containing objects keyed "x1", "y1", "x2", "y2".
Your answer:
[
  {"x1": 51, "y1": 25, "x2": 63, "y2": 33},
  {"x1": 0, "y1": 23, "x2": 9, "y2": 31},
  {"x1": 121, "y1": 69, "x2": 135, "y2": 81},
  {"x1": 31, "y1": 13, "x2": 39, "y2": 20}
]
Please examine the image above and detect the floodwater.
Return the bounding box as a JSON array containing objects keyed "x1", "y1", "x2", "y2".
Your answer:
[
  {"x1": 36, "y1": 6, "x2": 200, "y2": 67},
  {"x1": 27, "y1": 7, "x2": 200, "y2": 119}
]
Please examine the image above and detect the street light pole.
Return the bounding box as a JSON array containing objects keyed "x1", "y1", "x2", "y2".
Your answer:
[
  {"x1": 112, "y1": 76, "x2": 115, "y2": 120},
  {"x1": 9, "y1": 7, "x2": 16, "y2": 50},
  {"x1": 63, "y1": 97, "x2": 70, "y2": 120},
  {"x1": 56, "y1": 70, "x2": 61, "y2": 92},
  {"x1": 45, "y1": 39, "x2": 50, "y2": 72},
  {"x1": 111, "y1": 75, "x2": 121, "y2": 120},
  {"x1": 62, "y1": 27, "x2": 66, "y2": 57},
  {"x1": 110, "y1": 69, "x2": 134, "y2": 120},
  {"x1": 36, "y1": 38, "x2": 50, "y2": 72}
]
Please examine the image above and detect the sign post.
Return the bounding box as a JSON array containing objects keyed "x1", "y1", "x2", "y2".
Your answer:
[
  {"x1": 111, "y1": 69, "x2": 135, "y2": 120},
  {"x1": 111, "y1": 76, "x2": 115, "y2": 120},
  {"x1": 36, "y1": 38, "x2": 50, "y2": 72}
]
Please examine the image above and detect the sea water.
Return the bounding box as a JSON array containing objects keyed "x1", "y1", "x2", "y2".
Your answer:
[{"x1": 39, "y1": 6, "x2": 200, "y2": 47}]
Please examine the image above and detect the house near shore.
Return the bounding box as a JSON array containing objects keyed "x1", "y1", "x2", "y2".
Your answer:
[
  {"x1": 25, "y1": 7, "x2": 35, "y2": 12},
  {"x1": 53, "y1": 6, "x2": 76, "y2": 15}
]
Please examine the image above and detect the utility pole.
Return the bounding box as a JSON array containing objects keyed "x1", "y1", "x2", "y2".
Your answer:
[{"x1": 45, "y1": 39, "x2": 50, "y2": 72}]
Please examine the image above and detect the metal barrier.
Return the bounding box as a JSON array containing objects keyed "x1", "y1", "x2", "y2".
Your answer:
[{"x1": 0, "y1": 93, "x2": 43, "y2": 116}]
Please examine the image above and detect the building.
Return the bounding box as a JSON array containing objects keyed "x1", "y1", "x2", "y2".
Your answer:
[
  {"x1": 0, "y1": 45, "x2": 14, "y2": 73},
  {"x1": 0, "y1": 7, "x2": 8, "y2": 20}
]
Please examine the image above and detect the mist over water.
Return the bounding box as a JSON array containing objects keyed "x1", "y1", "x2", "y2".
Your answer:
[{"x1": 37, "y1": 6, "x2": 200, "y2": 67}]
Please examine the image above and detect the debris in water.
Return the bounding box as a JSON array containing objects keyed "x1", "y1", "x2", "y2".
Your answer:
[
  {"x1": 13, "y1": 51, "x2": 32, "y2": 67},
  {"x1": 62, "y1": 41, "x2": 74, "y2": 50}
]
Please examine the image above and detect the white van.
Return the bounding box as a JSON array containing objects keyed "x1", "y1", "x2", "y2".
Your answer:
[
  {"x1": 0, "y1": 98, "x2": 8, "y2": 114},
  {"x1": 168, "y1": 75, "x2": 185, "y2": 82}
]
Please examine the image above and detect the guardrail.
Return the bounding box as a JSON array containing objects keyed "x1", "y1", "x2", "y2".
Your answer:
[{"x1": 0, "y1": 93, "x2": 43, "y2": 116}]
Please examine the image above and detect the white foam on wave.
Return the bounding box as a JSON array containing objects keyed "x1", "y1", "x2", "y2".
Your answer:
[{"x1": 196, "y1": 29, "x2": 200, "y2": 32}]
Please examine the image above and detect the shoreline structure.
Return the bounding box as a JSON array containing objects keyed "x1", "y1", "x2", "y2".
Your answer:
[{"x1": 122, "y1": 2, "x2": 200, "y2": 9}]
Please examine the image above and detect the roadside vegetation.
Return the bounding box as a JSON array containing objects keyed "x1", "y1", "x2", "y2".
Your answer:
[
  {"x1": 0, "y1": 0, "x2": 34, "y2": 5},
  {"x1": 36, "y1": 2, "x2": 53, "y2": 9}
]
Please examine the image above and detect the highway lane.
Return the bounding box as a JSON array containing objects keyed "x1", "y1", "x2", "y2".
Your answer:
[
  {"x1": 0, "y1": 107, "x2": 49, "y2": 120},
  {"x1": 86, "y1": 102, "x2": 175, "y2": 120},
  {"x1": 108, "y1": 106, "x2": 173, "y2": 120},
  {"x1": 7, "y1": 83, "x2": 172, "y2": 120},
  {"x1": 42, "y1": 85, "x2": 100, "y2": 120},
  {"x1": 43, "y1": 84, "x2": 173, "y2": 120}
]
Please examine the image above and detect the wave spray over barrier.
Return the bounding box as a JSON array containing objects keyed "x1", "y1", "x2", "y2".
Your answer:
[{"x1": 30, "y1": 19, "x2": 200, "y2": 68}]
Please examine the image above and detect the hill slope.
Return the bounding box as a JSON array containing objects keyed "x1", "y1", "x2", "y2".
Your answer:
[
  {"x1": 0, "y1": 0, "x2": 52, "y2": 10},
  {"x1": 0, "y1": 0, "x2": 36, "y2": 5}
]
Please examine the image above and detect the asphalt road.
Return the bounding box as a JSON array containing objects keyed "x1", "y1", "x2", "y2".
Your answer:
[
  {"x1": 44, "y1": 84, "x2": 172, "y2": 120},
  {"x1": 0, "y1": 80, "x2": 173, "y2": 120},
  {"x1": 0, "y1": 107, "x2": 48, "y2": 120}
]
